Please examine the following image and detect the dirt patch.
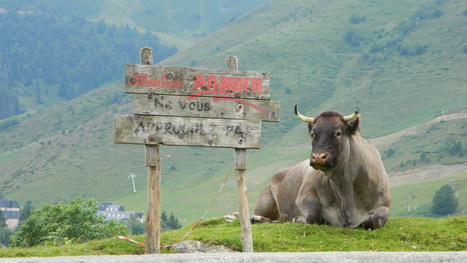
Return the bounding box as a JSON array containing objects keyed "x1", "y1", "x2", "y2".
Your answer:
[
  {"x1": 370, "y1": 112, "x2": 467, "y2": 147},
  {"x1": 389, "y1": 162, "x2": 467, "y2": 186}
]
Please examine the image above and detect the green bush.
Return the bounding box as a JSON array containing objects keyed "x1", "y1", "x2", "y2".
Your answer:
[
  {"x1": 344, "y1": 28, "x2": 364, "y2": 47},
  {"x1": 161, "y1": 211, "x2": 182, "y2": 231},
  {"x1": 348, "y1": 14, "x2": 366, "y2": 24},
  {"x1": 443, "y1": 138, "x2": 464, "y2": 156},
  {"x1": 397, "y1": 42, "x2": 428, "y2": 56},
  {"x1": 431, "y1": 184, "x2": 458, "y2": 216},
  {"x1": 10, "y1": 197, "x2": 127, "y2": 247}
]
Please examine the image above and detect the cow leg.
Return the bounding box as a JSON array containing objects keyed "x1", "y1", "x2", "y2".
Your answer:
[
  {"x1": 361, "y1": 206, "x2": 390, "y2": 229},
  {"x1": 252, "y1": 184, "x2": 280, "y2": 223},
  {"x1": 295, "y1": 195, "x2": 322, "y2": 224}
]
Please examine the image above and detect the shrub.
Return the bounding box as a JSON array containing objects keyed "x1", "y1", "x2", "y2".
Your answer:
[
  {"x1": 344, "y1": 28, "x2": 364, "y2": 47},
  {"x1": 431, "y1": 184, "x2": 458, "y2": 216},
  {"x1": 383, "y1": 148, "x2": 396, "y2": 158},
  {"x1": 161, "y1": 210, "x2": 182, "y2": 231},
  {"x1": 10, "y1": 197, "x2": 127, "y2": 247},
  {"x1": 397, "y1": 42, "x2": 428, "y2": 56},
  {"x1": 431, "y1": 9, "x2": 443, "y2": 18},
  {"x1": 348, "y1": 14, "x2": 366, "y2": 24},
  {"x1": 443, "y1": 138, "x2": 464, "y2": 156}
]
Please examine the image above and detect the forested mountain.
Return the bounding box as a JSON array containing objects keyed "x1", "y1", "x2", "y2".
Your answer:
[
  {"x1": 0, "y1": 0, "x2": 267, "y2": 120},
  {"x1": 0, "y1": 9, "x2": 176, "y2": 119}
]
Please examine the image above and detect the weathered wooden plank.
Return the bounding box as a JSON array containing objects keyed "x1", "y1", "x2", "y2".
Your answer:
[
  {"x1": 140, "y1": 47, "x2": 154, "y2": 65},
  {"x1": 144, "y1": 145, "x2": 161, "y2": 254},
  {"x1": 133, "y1": 94, "x2": 280, "y2": 122},
  {"x1": 114, "y1": 115, "x2": 262, "y2": 149},
  {"x1": 234, "y1": 148, "x2": 254, "y2": 252},
  {"x1": 227, "y1": 56, "x2": 254, "y2": 252},
  {"x1": 124, "y1": 64, "x2": 270, "y2": 99},
  {"x1": 140, "y1": 48, "x2": 161, "y2": 254}
]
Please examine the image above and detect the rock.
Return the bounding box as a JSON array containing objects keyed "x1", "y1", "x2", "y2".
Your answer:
[
  {"x1": 224, "y1": 212, "x2": 239, "y2": 222},
  {"x1": 171, "y1": 240, "x2": 236, "y2": 253}
]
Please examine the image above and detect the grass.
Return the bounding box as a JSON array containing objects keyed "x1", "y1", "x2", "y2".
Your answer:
[
  {"x1": 0, "y1": 237, "x2": 145, "y2": 258},
  {"x1": 162, "y1": 217, "x2": 467, "y2": 252},
  {"x1": 0, "y1": 217, "x2": 465, "y2": 257}
]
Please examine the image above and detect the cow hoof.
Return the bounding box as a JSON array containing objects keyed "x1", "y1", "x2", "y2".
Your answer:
[
  {"x1": 275, "y1": 214, "x2": 290, "y2": 223},
  {"x1": 251, "y1": 215, "x2": 272, "y2": 223},
  {"x1": 292, "y1": 216, "x2": 306, "y2": 224},
  {"x1": 224, "y1": 212, "x2": 239, "y2": 222}
]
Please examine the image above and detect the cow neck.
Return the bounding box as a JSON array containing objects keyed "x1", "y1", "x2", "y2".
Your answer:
[{"x1": 326, "y1": 135, "x2": 362, "y2": 227}]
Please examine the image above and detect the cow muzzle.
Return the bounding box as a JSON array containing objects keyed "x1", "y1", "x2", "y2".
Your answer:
[{"x1": 310, "y1": 152, "x2": 331, "y2": 170}]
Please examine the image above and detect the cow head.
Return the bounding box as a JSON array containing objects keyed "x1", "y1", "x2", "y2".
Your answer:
[{"x1": 295, "y1": 106, "x2": 360, "y2": 171}]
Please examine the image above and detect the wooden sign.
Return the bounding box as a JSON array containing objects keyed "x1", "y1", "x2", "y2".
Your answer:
[
  {"x1": 114, "y1": 48, "x2": 276, "y2": 253},
  {"x1": 133, "y1": 94, "x2": 280, "y2": 122},
  {"x1": 114, "y1": 115, "x2": 262, "y2": 149},
  {"x1": 125, "y1": 64, "x2": 270, "y2": 100}
]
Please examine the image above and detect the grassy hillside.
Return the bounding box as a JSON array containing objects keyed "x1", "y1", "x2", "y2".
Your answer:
[
  {"x1": 0, "y1": 217, "x2": 465, "y2": 256},
  {"x1": 390, "y1": 171, "x2": 467, "y2": 217},
  {"x1": 95, "y1": 0, "x2": 267, "y2": 50},
  {"x1": 165, "y1": 0, "x2": 467, "y2": 139},
  {"x1": 0, "y1": 0, "x2": 466, "y2": 226}
]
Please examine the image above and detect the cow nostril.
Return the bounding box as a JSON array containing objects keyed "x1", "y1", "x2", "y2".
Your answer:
[{"x1": 321, "y1": 153, "x2": 328, "y2": 160}]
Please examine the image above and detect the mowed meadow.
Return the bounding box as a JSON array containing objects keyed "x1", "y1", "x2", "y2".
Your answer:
[{"x1": 0, "y1": 217, "x2": 465, "y2": 257}]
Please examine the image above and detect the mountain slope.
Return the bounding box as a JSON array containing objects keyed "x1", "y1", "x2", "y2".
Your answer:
[{"x1": 165, "y1": 0, "x2": 467, "y2": 139}]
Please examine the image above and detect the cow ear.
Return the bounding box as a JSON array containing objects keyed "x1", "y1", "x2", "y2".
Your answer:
[
  {"x1": 308, "y1": 124, "x2": 314, "y2": 135},
  {"x1": 346, "y1": 117, "x2": 359, "y2": 135}
]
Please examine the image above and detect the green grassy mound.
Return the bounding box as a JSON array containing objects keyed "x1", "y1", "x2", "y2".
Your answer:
[{"x1": 1, "y1": 217, "x2": 465, "y2": 257}]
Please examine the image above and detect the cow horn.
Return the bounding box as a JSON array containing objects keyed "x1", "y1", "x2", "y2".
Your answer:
[
  {"x1": 343, "y1": 109, "x2": 360, "y2": 122},
  {"x1": 295, "y1": 105, "x2": 315, "y2": 124}
]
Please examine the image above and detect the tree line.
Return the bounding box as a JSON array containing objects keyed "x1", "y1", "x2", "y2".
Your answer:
[{"x1": 0, "y1": 10, "x2": 177, "y2": 119}]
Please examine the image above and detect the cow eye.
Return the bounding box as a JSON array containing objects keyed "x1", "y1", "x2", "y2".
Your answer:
[
  {"x1": 335, "y1": 131, "x2": 342, "y2": 137},
  {"x1": 310, "y1": 132, "x2": 316, "y2": 138}
]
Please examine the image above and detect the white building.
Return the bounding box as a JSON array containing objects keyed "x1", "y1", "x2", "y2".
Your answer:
[
  {"x1": 0, "y1": 198, "x2": 21, "y2": 229},
  {"x1": 97, "y1": 202, "x2": 143, "y2": 222}
]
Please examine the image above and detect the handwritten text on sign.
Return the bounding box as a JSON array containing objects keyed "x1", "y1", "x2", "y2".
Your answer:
[
  {"x1": 130, "y1": 73, "x2": 263, "y2": 94},
  {"x1": 118, "y1": 63, "x2": 278, "y2": 148},
  {"x1": 133, "y1": 94, "x2": 280, "y2": 122},
  {"x1": 114, "y1": 115, "x2": 262, "y2": 149},
  {"x1": 124, "y1": 65, "x2": 270, "y2": 100}
]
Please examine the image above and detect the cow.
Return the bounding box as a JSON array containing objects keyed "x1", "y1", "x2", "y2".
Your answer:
[{"x1": 251, "y1": 106, "x2": 391, "y2": 229}]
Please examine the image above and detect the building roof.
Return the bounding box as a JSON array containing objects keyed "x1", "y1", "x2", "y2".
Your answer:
[
  {"x1": 97, "y1": 202, "x2": 113, "y2": 211},
  {"x1": 0, "y1": 198, "x2": 20, "y2": 209},
  {"x1": 98, "y1": 202, "x2": 124, "y2": 211},
  {"x1": 105, "y1": 205, "x2": 125, "y2": 212},
  {"x1": 97, "y1": 202, "x2": 142, "y2": 221},
  {"x1": 97, "y1": 211, "x2": 143, "y2": 221}
]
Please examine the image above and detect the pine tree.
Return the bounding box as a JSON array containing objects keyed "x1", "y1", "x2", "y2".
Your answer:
[{"x1": 19, "y1": 200, "x2": 34, "y2": 227}]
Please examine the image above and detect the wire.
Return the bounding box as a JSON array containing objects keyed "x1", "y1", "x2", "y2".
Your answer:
[
  {"x1": 115, "y1": 166, "x2": 233, "y2": 249},
  {"x1": 161, "y1": 166, "x2": 233, "y2": 248}
]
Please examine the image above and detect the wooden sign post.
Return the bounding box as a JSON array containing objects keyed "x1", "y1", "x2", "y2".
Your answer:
[{"x1": 114, "y1": 47, "x2": 279, "y2": 253}]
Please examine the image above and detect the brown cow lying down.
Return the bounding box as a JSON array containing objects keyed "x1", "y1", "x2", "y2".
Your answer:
[{"x1": 251, "y1": 107, "x2": 391, "y2": 229}]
